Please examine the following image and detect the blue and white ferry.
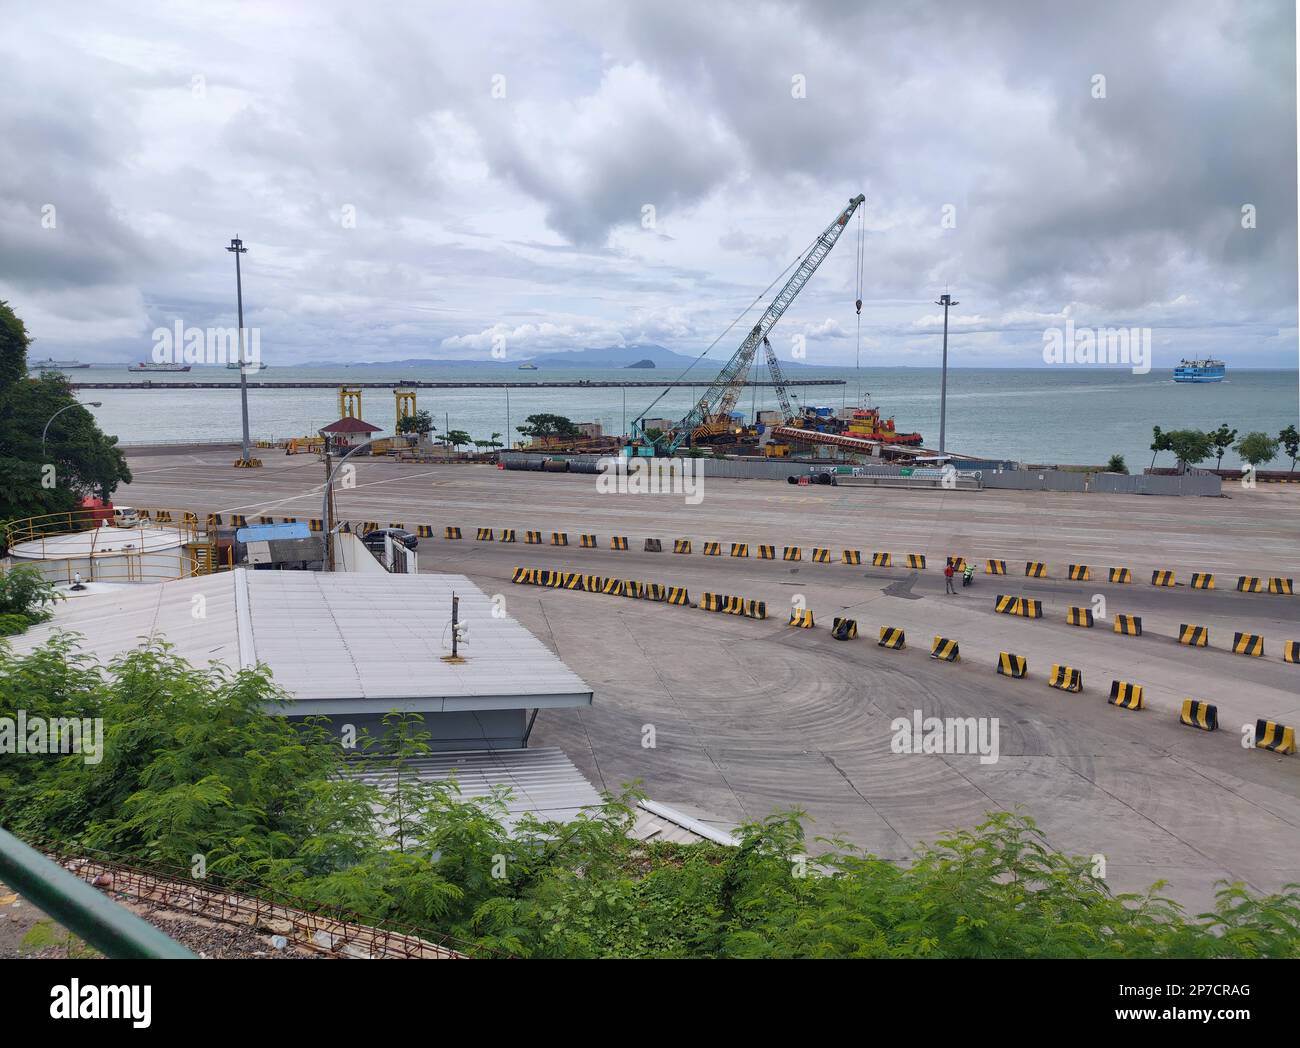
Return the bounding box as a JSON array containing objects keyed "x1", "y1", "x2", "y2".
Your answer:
[{"x1": 1173, "y1": 358, "x2": 1226, "y2": 383}]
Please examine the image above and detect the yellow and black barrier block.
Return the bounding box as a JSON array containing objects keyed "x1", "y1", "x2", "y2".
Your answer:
[
  {"x1": 1180, "y1": 699, "x2": 1218, "y2": 732},
  {"x1": 416, "y1": 525, "x2": 434, "y2": 538},
  {"x1": 1255, "y1": 719, "x2": 1296, "y2": 755},
  {"x1": 500, "y1": 528, "x2": 516, "y2": 543},
  {"x1": 1190, "y1": 573, "x2": 1214, "y2": 590},
  {"x1": 674, "y1": 539, "x2": 692, "y2": 554},
  {"x1": 757, "y1": 544, "x2": 775, "y2": 559},
  {"x1": 1067, "y1": 564, "x2": 1091, "y2": 581},
  {"x1": 1066, "y1": 607, "x2": 1094, "y2": 628},
  {"x1": 1232, "y1": 632, "x2": 1263, "y2": 657},
  {"x1": 646, "y1": 583, "x2": 667, "y2": 601},
  {"x1": 702, "y1": 541, "x2": 721, "y2": 556},
  {"x1": 579, "y1": 534, "x2": 597, "y2": 548},
  {"x1": 338, "y1": 521, "x2": 353, "y2": 534},
  {"x1": 601, "y1": 578, "x2": 624, "y2": 596},
  {"x1": 1151, "y1": 570, "x2": 1175, "y2": 587},
  {"x1": 610, "y1": 536, "x2": 629, "y2": 550},
  {"x1": 445, "y1": 526, "x2": 462, "y2": 540},
  {"x1": 811, "y1": 548, "x2": 831, "y2": 563},
  {"x1": 181, "y1": 511, "x2": 199, "y2": 526},
  {"x1": 137, "y1": 509, "x2": 153, "y2": 520},
  {"x1": 1178, "y1": 624, "x2": 1208, "y2": 647},
  {"x1": 783, "y1": 546, "x2": 802, "y2": 561},
  {"x1": 1114, "y1": 614, "x2": 1142, "y2": 636},
  {"x1": 534, "y1": 570, "x2": 560, "y2": 587},
  {"x1": 1269, "y1": 577, "x2": 1294, "y2": 595},
  {"x1": 700, "y1": 592, "x2": 724, "y2": 612},
  {"x1": 1025, "y1": 561, "x2": 1047, "y2": 578},
  {"x1": 948, "y1": 557, "x2": 967, "y2": 573},
  {"x1": 985, "y1": 559, "x2": 1007, "y2": 575},
  {"x1": 878, "y1": 626, "x2": 906, "y2": 650},
  {"x1": 639, "y1": 538, "x2": 657, "y2": 552},
  {"x1": 551, "y1": 532, "x2": 569, "y2": 546},
  {"x1": 831, "y1": 617, "x2": 858, "y2": 640},
  {"x1": 476, "y1": 527, "x2": 495, "y2": 541},
  {"x1": 788, "y1": 608, "x2": 814, "y2": 628},
  {"x1": 561, "y1": 573, "x2": 584, "y2": 590},
  {"x1": 994, "y1": 595, "x2": 1042, "y2": 618},
  {"x1": 841, "y1": 549, "x2": 861, "y2": 564},
  {"x1": 1237, "y1": 576, "x2": 1263, "y2": 593},
  {"x1": 229, "y1": 513, "x2": 247, "y2": 527},
  {"x1": 623, "y1": 580, "x2": 647, "y2": 599},
  {"x1": 255, "y1": 515, "x2": 272, "y2": 525},
  {"x1": 1109, "y1": 567, "x2": 1132, "y2": 584},
  {"x1": 731, "y1": 543, "x2": 749, "y2": 558},
  {"x1": 907, "y1": 554, "x2": 926, "y2": 570},
  {"x1": 930, "y1": 636, "x2": 960, "y2": 662},
  {"x1": 511, "y1": 567, "x2": 534, "y2": 584},
  {"x1": 873, "y1": 552, "x2": 893, "y2": 567},
  {"x1": 582, "y1": 574, "x2": 603, "y2": 592},
  {"x1": 525, "y1": 530, "x2": 542, "y2": 544},
  {"x1": 666, "y1": 587, "x2": 690, "y2": 606},
  {"x1": 1284, "y1": 640, "x2": 1299, "y2": 663},
  {"x1": 205, "y1": 512, "x2": 223, "y2": 527},
  {"x1": 307, "y1": 518, "x2": 323, "y2": 532},
  {"x1": 743, "y1": 599, "x2": 767, "y2": 619},
  {"x1": 1048, "y1": 664, "x2": 1082, "y2": 692},
  {"x1": 386, "y1": 521, "x2": 403, "y2": 530},
  {"x1": 1108, "y1": 680, "x2": 1144, "y2": 710},
  {"x1": 997, "y1": 652, "x2": 1027, "y2": 679}
]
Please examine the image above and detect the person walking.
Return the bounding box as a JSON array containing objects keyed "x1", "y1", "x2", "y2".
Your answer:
[{"x1": 944, "y1": 559, "x2": 956, "y2": 595}]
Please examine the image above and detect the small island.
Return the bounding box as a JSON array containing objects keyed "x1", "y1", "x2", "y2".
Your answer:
[{"x1": 624, "y1": 358, "x2": 656, "y2": 369}]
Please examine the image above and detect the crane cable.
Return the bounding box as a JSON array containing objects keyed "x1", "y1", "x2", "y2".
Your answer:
[
  {"x1": 633, "y1": 235, "x2": 817, "y2": 424},
  {"x1": 854, "y1": 205, "x2": 864, "y2": 408}
]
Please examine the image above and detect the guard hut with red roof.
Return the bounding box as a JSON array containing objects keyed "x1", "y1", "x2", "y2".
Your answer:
[{"x1": 320, "y1": 387, "x2": 383, "y2": 452}]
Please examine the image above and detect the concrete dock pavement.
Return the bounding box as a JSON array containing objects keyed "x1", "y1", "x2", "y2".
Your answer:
[{"x1": 110, "y1": 449, "x2": 1300, "y2": 911}]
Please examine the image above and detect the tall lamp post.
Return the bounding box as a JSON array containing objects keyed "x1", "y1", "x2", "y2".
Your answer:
[
  {"x1": 935, "y1": 292, "x2": 958, "y2": 457},
  {"x1": 226, "y1": 237, "x2": 254, "y2": 466},
  {"x1": 319, "y1": 436, "x2": 384, "y2": 570}
]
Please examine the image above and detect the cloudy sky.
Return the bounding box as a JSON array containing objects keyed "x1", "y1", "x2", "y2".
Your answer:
[{"x1": 2, "y1": 0, "x2": 1296, "y2": 368}]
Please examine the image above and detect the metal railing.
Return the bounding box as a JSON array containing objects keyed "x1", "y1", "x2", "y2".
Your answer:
[{"x1": 0, "y1": 827, "x2": 194, "y2": 958}]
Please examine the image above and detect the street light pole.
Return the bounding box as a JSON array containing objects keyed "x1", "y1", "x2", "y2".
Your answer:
[
  {"x1": 226, "y1": 237, "x2": 252, "y2": 465},
  {"x1": 935, "y1": 292, "x2": 958, "y2": 456},
  {"x1": 42, "y1": 402, "x2": 102, "y2": 450},
  {"x1": 319, "y1": 436, "x2": 384, "y2": 571}
]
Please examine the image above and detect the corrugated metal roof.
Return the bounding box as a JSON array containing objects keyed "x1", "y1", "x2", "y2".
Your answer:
[
  {"x1": 345, "y1": 747, "x2": 605, "y2": 829},
  {"x1": 12, "y1": 570, "x2": 592, "y2": 715}
]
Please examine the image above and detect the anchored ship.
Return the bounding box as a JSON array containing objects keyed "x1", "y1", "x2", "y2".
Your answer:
[
  {"x1": 1173, "y1": 358, "x2": 1225, "y2": 383},
  {"x1": 33, "y1": 357, "x2": 90, "y2": 370},
  {"x1": 128, "y1": 361, "x2": 191, "y2": 372}
]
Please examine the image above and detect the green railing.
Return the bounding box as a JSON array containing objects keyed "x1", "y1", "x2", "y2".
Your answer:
[{"x1": 0, "y1": 827, "x2": 194, "y2": 959}]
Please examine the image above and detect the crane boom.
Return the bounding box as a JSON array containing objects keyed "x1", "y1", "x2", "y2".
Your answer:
[
  {"x1": 761, "y1": 336, "x2": 795, "y2": 423},
  {"x1": 651, "y1": 194, "x2": 865, "y2": 454}
]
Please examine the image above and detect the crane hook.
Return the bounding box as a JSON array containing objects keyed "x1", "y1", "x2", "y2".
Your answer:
[{"x1": 855, "y1": 298, "x2": 862, "y2": 316}]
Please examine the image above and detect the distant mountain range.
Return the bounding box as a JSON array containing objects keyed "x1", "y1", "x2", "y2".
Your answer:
[{"x1": 334, "y1": 343, "x2": 837, "y2": 369}]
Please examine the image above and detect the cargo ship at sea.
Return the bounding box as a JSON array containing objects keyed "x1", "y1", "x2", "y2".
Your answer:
[
  {"x1": 128, "y1": 361, "x2": 191, "y2": 373},
  {"x1": 1173, "y1": 358, "x2": 1225, "y2": 383},
  {"x1": 33, "y1": 357, "x2": 90, "y2": 370}
]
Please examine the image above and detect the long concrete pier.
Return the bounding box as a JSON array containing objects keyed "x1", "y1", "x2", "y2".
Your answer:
[{"x1": 70, "y1": 379, "x2": 847, "y2": 391}]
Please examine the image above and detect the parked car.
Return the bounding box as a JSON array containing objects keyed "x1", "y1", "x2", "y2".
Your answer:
[
  {"x1": 361, "y1": 527, "x2": 418, "y2": 553},
  {"x1": 111, "y1": 505, "x2": 140, "y2": 527}
]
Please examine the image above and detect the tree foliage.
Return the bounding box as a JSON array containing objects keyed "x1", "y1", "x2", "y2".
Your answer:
[
  {"x1": 2, "y1": 638, "x2": 1297, "y2": 958},
  {"x1": 1235, "y1": 431, "x2": 1279, "y2": 467},
  {"x1": 516, "y1": 413, "x2": 579, "y2": 444},
  {"x1": 1209, "y1": 423, "x2": 1237, "y2": 470},
  {"x1": 0, "y1": 301, "x2": 131, "y2": 519},
  {"x1": 1279, "y1": 424, "x2": 1299, "y2": 471}
]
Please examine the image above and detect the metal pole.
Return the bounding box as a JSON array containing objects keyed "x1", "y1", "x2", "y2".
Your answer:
[
  {"x1": 505, "y1": 386, "x2": 511, "y2": 450},
  {"x1": 450, "y1": 593, "x2": 459, "y2": 658},
  {"x1": 0, "y1": 827, "x2": 194, "y2": 959},
  {"x1": 227, "y1": 237, "x2": 252, "y2": 463},
  {"x1": 320, "y1": 437, "x2": 383, "y2": 570},
  {"x1": 42, "y1": 401, "x2": 101, "y2": 450},
  {"x1": 935, "y1": 293, "x2": 958, "y2": 456}
]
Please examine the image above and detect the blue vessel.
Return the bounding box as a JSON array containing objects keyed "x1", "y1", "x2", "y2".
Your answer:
[{"x1": 1173, "y1": 358, "x2": 1226, "y2": 383}]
